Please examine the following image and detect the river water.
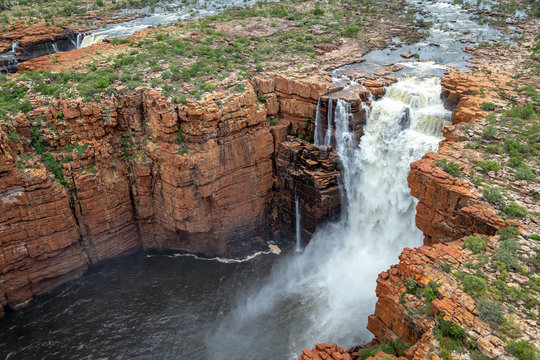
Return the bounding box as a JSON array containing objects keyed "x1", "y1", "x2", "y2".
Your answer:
[{"x1": 0, "y1": 0, "x2": 520, "y2": 358}]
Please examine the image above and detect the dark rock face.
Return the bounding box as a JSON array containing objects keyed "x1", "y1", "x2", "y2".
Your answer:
[
  {"x1": 275, "y1": 139, "x2": 343, "y2": 246},
  {"x1": 399, "y1": 107, "x2": 410, "y2": 130}
]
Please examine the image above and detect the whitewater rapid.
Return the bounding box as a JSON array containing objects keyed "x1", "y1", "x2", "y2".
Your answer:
[{"x1": 207, "y1": 70, "x2": 451, "y2": 359}]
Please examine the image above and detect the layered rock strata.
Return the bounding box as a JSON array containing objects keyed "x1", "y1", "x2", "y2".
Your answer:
[
  {"x1": 1, "y1": 75, "x2": 357, "y2": 315},
  {"x1": 275, "y1": 139, "x2": 342, "y2": 245}
]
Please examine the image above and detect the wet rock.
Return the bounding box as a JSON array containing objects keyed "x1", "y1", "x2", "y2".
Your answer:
[
  {"x1": 399, "y1": 107, "x2": 410, "y2": 130},
  {"x1": 399, "y1": 53, "x2": 416, "y2": 58}
]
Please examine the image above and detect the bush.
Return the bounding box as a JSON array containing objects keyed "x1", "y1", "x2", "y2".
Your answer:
[
  {"x1": 497, "y1": 226, "x2": 520, "y2": 240},
  {"x1": 482, "y1": 186, "x2": 503, "y2": 204},
  {"x1": 434, "y1": 158, "x2": 460, "y2": 177},
  {"x1": 506, "y1": 340, "x2": 538, "y2": 360},
  {"x1": 477, "y1": 160, "x2": 500, "y2": 174},
  {"x1": 312, "y1": 7, "x2": 324, "y2": 15},
  {"x1": 493, "y1": 230, "x2": 521, "y2": 272},
  {"x1": 356, "y1": 340, "x2": 411, "y2": 360},
  {"x1": 480, "y1": 102, "x2": 495, "y2": 111},
  {"x1": 41, "y1": 153, "x2": 67, "y2": 187},
  {"x1": 424, "y1": 280, "x2": 440, "y2": 302},
  {"x1": 340, "y1": 26, "x2": 360, "y2": 38},
  {"x1": 503, "y1": 202, "x2": 527, "y2": 218},
  {"x1": 505, "y1": 102, "x2": 536, "y2": 119},
  {"x1": 434, "y1": 317, "x2": 466, "y2": 341},
  {"x1": 405, "y1": 277, "x2": 419, "y2": 296},
  {"x1": 463, "y1": 275, "x2": 487, "y2": 297},
  {"x1": 482, "y1": 124, "x2": 497, "y2": 139},
  {"x1": 515, "y1": 165, "x2": 535, "y2": 181},
  {"x1": 464, "y1": 235, "x2": 487, "y2": 254},
  {"x1": 477, "y1": 299, "x2": 505, "y2": 324}
]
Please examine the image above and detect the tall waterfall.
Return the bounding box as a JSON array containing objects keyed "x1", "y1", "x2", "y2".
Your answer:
[
  {"x1": 314, "y1": 98, "x2": 323, "y2": 146},
  {"x1": 207, "y1": 73, "x2": 451, "y2": 359},
  {"x1": 295, "y1": 190, "x2": 302, "y2": 253},
  {"x1": 324, "y1": 98, "x2": 333, "y2": 147}
]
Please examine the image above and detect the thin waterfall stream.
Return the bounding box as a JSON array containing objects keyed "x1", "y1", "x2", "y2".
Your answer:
[{"x1": 295, "y1": 189, "x2": 302, "y2": 254}]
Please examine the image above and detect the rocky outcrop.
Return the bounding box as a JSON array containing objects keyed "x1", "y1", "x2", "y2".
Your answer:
[
  {"x1": 275, "y1": 139, "x2": 342, "y2": 244},
  {"x1": 293, "y1": 343, "x2": 353, "y2": 360},
  {"x1": 408, "y1": 152, "x2": 506, "y2": 245},
  {"x1": 440, "y1": 70, "x2": 511, "y2": 124}
]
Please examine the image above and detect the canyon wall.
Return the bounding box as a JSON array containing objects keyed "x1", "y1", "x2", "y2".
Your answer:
[{"x1": 1, "y1": 75, "x2": 359, "y2": 315}]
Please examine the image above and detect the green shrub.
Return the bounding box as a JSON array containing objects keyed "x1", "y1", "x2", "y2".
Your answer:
[
  {"x1": 477, "y1": 299, "x2": 505, "y2": 324},
  {"x1": 477, "y1": 160, "x2": 500, "y2": 174},
  {"x1": 434, "y1": 158, "x2": 460, "y2": 177},
  {"x1": 482, "y1": 124, "x2": 497, "y2": 139},
  {"x1": 503, "y1": 202, "x2": 527, "y2": 218},
  {"x1": 340, "y1": 26, "x2": 360, "y2": 38},
  {"x1": 506, "y1": 340, "x2": 538, "y2": 360},
  {"x1": 312, "y1": 7, "x2": 324, "y2": 15},
  {"x1": 480, "y1": 102, "x2": 495, "y2": 111},
  {"x1": 41, "y1": 153, "x2": 67, "y2": 187},
  {"x1": 464, "y1": 235, "x2": 487, "y2": 254},
  {"x1": 497, "y1": 226, "x2": 520, "y2": 240},
  {"x1": 356, "y1": 339, "x2": 411, "y2": 360},
  {"x1": 505, "y1": 102, "x2": 536, "y2": 119},
  {"x1": 423, "y1": 280, "x2": 440, "y2": 314},
  {"x1": 434, "y1": 317, "x2": 466, "y2": 341},
  {"x1": 463, "y1": 275, "x2": 487, "y2": 297},
  {"x1": 482, "y1": 186, "x2": 503, "y2": 204},
  {"x1": 515, "y1": 165, "x2": 535, "y2": 181},
  {"x1": 405, "y1": 277, "x2": 419, "y2": 296}
]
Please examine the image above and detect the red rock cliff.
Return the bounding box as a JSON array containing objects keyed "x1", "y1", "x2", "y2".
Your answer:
[{"x1": 0, "y1": 75, "x2": 338, "y2": 315}]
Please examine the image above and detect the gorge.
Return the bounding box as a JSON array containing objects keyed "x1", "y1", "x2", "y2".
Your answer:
[{"x1": 0, "y1": 0, "x2": 539, "y2": 359}]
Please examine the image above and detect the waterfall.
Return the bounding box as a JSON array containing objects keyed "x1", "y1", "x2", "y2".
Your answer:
[
  {"x1": 52, "y1": 42, "x2": 59, "y2": 53},
  {"x1": 314, "y1": 98, "x2": 324, "y2": 146},
  {"x1": 295, "y1": 190, "x2": 302, "y2": 253},
  {"x1": 361, "y1": 101, "x2": 371, "y2": 121},
  {"x1": 80, "y1": 34, "x2": 107, "y2": 48},
  {"x1": 207, "y1": 71, "x2": 451, "y2": 359},
  {"x1": 324, "y1": 98, "x2": 333, "y2": 147}
]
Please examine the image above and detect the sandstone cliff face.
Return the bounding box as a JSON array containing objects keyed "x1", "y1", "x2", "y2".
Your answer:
[
  {"x1": 1, "y1": 75, "x2": 348, "y2": 314},
  {"x1": 408, "y1": 152, "x2": 505, "y2": 245}
]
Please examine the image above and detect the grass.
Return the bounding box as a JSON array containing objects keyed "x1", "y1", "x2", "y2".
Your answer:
[
  {"x1": 0, "y1": 0, "x2": 422, "y2": 112},
  {"x1": 434, "y1": 158, "x2": 461, "y2": 177}
]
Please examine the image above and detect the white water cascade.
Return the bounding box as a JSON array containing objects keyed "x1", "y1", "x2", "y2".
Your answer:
[
  {"x1": 314, "y1": 98, "x2": 324, "y2": 146},
  {"x1": 295, "y1": 190, "x2": 302, "y2": 253},
  {"x1": 208, "y1": 71, "x2": 451, "y2": 359},
  {"x1": 324, "y1": 98, "x2": 333, "y2": 147}
]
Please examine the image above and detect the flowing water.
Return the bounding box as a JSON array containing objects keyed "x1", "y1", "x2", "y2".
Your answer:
[
  {"x1": 79, "y1": 0, "x2": 278, "y2": 48},
  {"x1": 206, "y1": 73, "x2": 450, "y2": 359},
  {"x1": 295, "y1": 189, "x2": 302, "y2": 253}
]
